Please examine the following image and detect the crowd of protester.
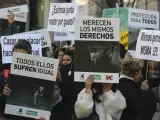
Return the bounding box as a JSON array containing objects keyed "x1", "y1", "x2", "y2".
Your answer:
[{"x1": 1, "y1": 11, "x2": 160, "y2": 120}]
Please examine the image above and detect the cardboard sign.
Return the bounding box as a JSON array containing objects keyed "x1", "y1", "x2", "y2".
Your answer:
[
  {"x1": 5, "y1": 52, "x2": 59, "y2": 119},
  {"x1": 74, "y1": 17, "x2": 120, "y2": 83},
  {"x1": 128, "y1": 8, "x2": 159, "y2": 29},
  {"x1": 1, "y1": 34, "x2": 42, "y2": 64},
  {"x1": 14, "y1": 29, "x2": 51, "y2": 48},
  {"x1": 48, "y1": 3, "x2": 78, "y2": 32},
  {"x1": 135, "y1": 30, "x2": 160, "y2": 61}
]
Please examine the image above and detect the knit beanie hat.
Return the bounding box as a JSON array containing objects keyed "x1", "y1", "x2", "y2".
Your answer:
[{"x1": 13, "y1": 39, "x2": 32, "y2": 54}]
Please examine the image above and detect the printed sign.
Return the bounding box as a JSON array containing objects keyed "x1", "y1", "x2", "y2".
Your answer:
[
  {"x1": 128, "y1": 8, "x2": 159, "y2": 29},
  {"x1": 135, "y1": 30, "x2": 160, "y2": 61},
  {"x1": 0, "y1": 12, "x2": 27, "y2": 22},
  {"x1": 75, "y1": 17, "x2": 119, "y2": 41},
  {"x1": 5, "y1": 52, "x2": 59, "y2": 119},
  {"x1": 14, "y1": 29, "x2": 51, "y2": 48},
  {"x1": 0, "y1": 0, "x2": 28, "y2": 15},
  {"x1": 128, "y1": 8, "x2": 159, "y2": 57},
  {"x1": 74, "y1": 17, "x2": 120, "y2": 83},
  {"x1": 48, "y1": 3, "x2": 78, "y2": 32},
  {"x1": 11, "y1": 52, "x2": 59, "y2": 81},
  {"x1": 1, "y1": 34, "x2": 42, "y2": 64},
  {"x1": 54, "y1": 31, "x2": 74, "y2": 41}
]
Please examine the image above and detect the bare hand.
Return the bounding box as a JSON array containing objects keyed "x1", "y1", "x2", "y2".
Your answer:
[
  {"x1": 141, "y1": 80, "x2": 149, "y2": 91},
  {"x1": 85, "y1": 76, "x2": 94, "y2": 94},
  {"x1": 3, "y1": 84, "x2": 10, "y2": 97},
  {"x1": 103, "y1": 83, "x2": 112, "y2": 92},
  {"x1": 7, "y1": 10, "x2": 14, "y2": 24}
]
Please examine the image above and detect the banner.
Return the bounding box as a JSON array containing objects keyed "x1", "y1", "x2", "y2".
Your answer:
[
  {"x1": 15, "y1": 29, "x2": 51, "y2": 48},
  {"x1": 135, "y1": 30, "x2": 160, "y2": 61},
  {"x1": 48, "y1": 3, "x2": 78, "y2": 32},
  {"x1": 5, "y1": 52, "x2": 59, "y2": 119},
  {"x1": 0, "y1": 0, "x2": 28, "y2": 15},
  {"x1": 1, "y1": 34, "x2": 42, "y2": 64},
  {"x1": 0, "y1": 12, "x2": 27, "y2": 22},
  {"x1": 54, "y1": 31, "x2": 74, "y2": 41},
  {"x1": 74, "y1": 17, "x2": 120, "y2": 83}
]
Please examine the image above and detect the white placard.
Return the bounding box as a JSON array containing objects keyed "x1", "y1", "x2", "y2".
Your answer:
[
  {"x1": 0, "y1": 5, "x2": 28, "y2": 15},
  {"x1": 75, "y1": 17, "x2": 120, "y2": 41},
  {"x1": 5, "y1": 52, "x2": 59, "y2": 119},
  {"x1": 74, "y1": 17, "x2": 120, "y2": 83},
  {"x1": 128, "y1": 8, "x2": 159, "y2": 29},
  {"x1": 135, "y1": 30, "x2": 160, "y2": 61},
  {"x1": 54, "y1": 31, "x2": 74, "y2": 41},
  {"x1": 1, "y1": 34, "x2": 42, "y2": 64},
  {"x1": 0, "y1": 12, "x2": 27, "y2": 22},
  {"x1": 14, "y1": 29, "x2": 51, "y2": 48},
  {"x1": 11, "y1": 52, "x2": 59, "y2": 81},
  {"x1": 48, "y1": 3, "x2": 78, "y2": 32},
  {"x1": 5, "y1": 105, "x2": 50, "y2": 120}
]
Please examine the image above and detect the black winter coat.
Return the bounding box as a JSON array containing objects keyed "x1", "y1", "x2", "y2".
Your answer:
[{"x1": 119, "y1": 78, "x2": 156, "y2": 120}]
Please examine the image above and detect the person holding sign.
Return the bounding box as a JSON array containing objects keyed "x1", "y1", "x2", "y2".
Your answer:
[
  {"x1": 74, "y1": 76, "x2": 126, "y2": 120},
  {"x1": 0, "y1": 40, "x2": 36, "y2": 120},
  {"x1": 119, "y1": 58, "x2": 156, "y2": 120}
]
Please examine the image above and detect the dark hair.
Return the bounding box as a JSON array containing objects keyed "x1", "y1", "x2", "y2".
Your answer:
[
  {"x1": 13, "y1": 40, "x2": 32, "y2": 54},
  {"x1": 54, "y1": 48, "x2": 66, "y2": 59},
  {"x1": 64, "y1": 50, "x2": 74, "y2": 61},
  {"x1": 92, "y1": 83, "x2": 117, "y2": 103}
]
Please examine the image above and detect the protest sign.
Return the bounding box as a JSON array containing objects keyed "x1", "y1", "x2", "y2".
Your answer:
[
  {"x1": 75, "y1": 17, "x2": 119, "y2": 41},
  {"x1": 48, "y1": 3, "x2": 78, "y2": 32},
  {"x1": 120, "y1": 32, "x2": 128, "y2": 50},
  {"x1": 0, "y1": 0, "x2": 28, "y2": 15},
  {"x1": 74, "y1": 17, "x2": 120, "y2": 83},
  {"x1": 0, "y1": 12, "x2": 27, "y2": 22},
  {"x1": 54, "y1": 31, "x2": 74, "y2": 41},
  {"x1": 5, "y1": 52, "x2": 59, "y2": 119},
  {"x1": 128, "y1": 8, "x2": 159, "y2": 57},
  {"x1": 1, "y1": 34, "x2": 42, "y2": 64},
  {"x1": 135, "y1": 30, "x2": 160, "y2": 61},
  {"x1": 103, "y1": 8, "x2": 128, "y2": 31},
  {"x1": 103, "y1": 8, "x2": 128, "y2": 50},
  {"x1": 128, "y1": 8, "x2": 159, "y2": 29},
  {"x1": 14, "y1": 29, "x2": 51, "y2": 48}
]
